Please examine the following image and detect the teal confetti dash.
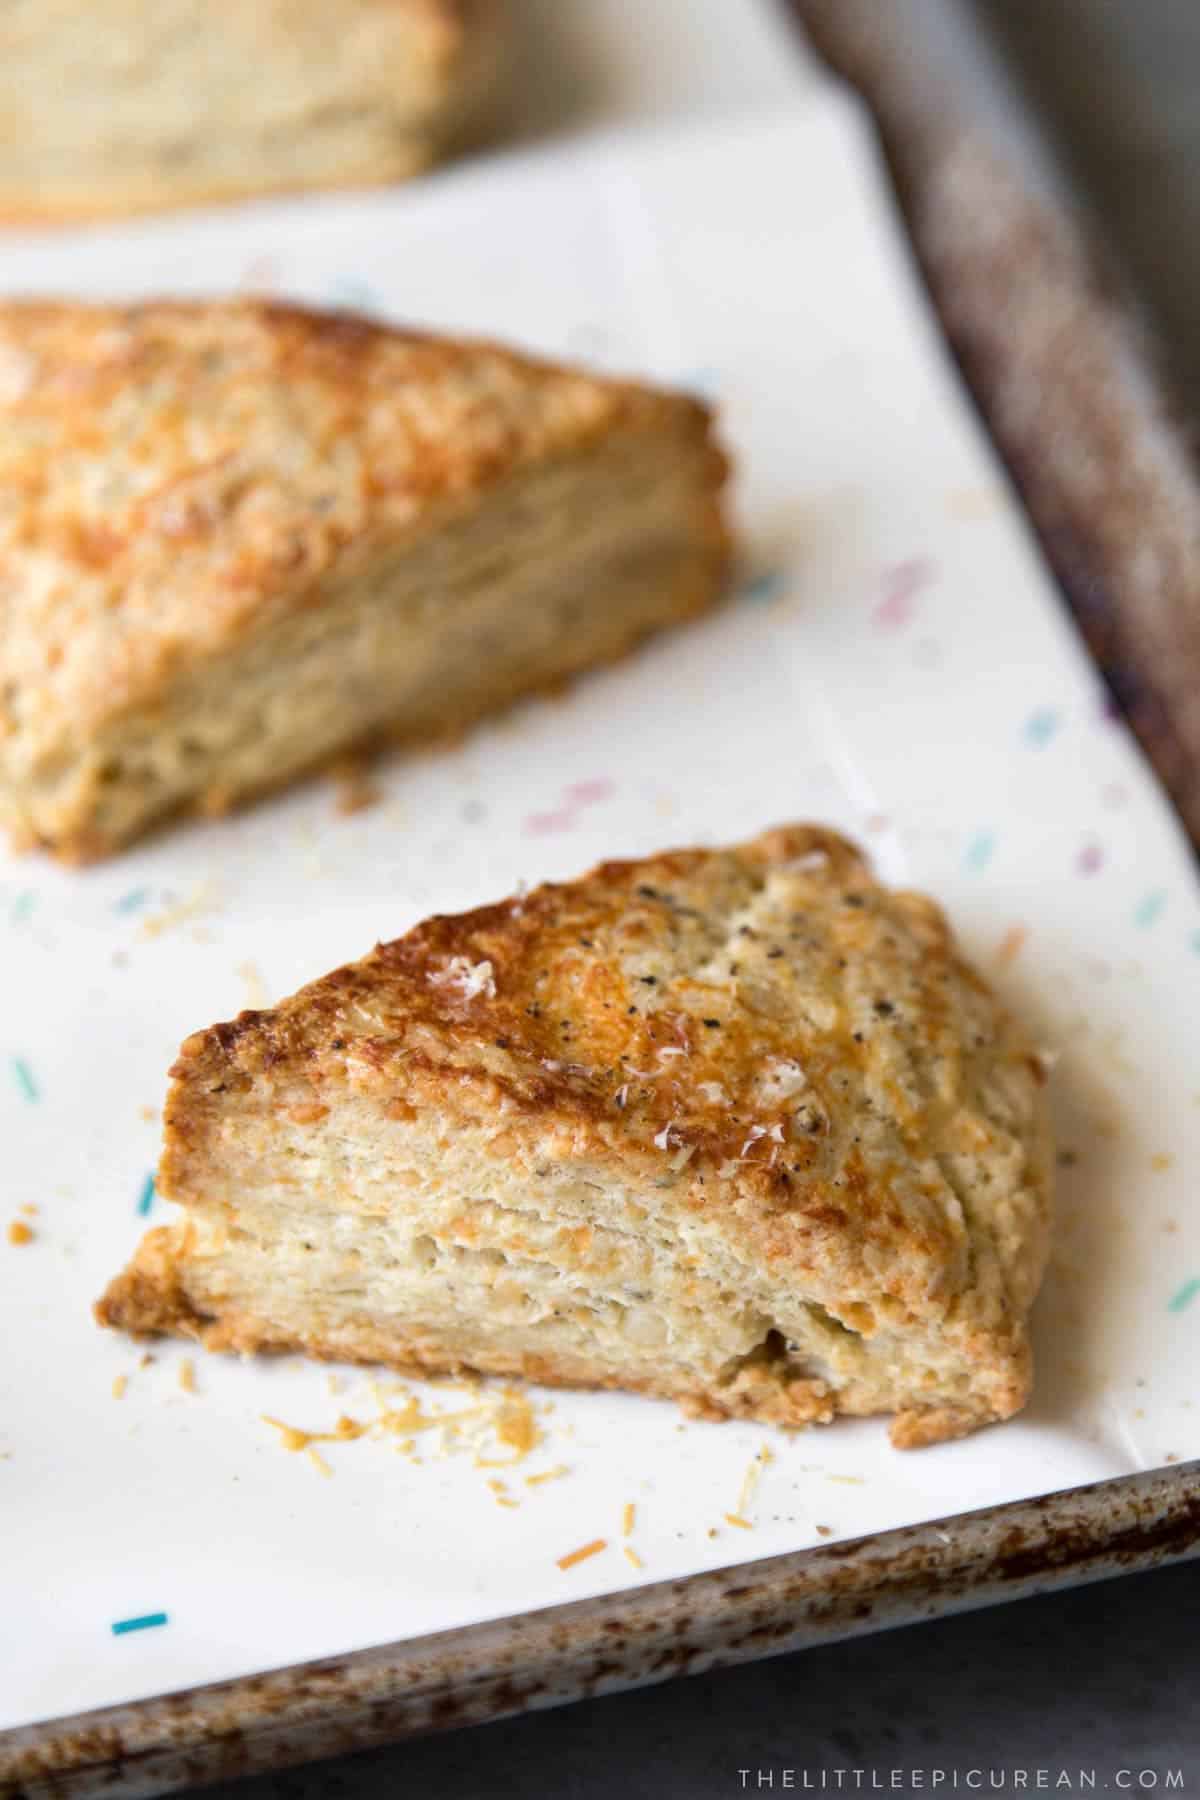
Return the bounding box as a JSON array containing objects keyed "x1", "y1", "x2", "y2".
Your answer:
[
  {"x1": 11, "y1": 1058, "x2": 37, "y2": 1102},
  {"x1": 111, "y1": 1612, "x2": 168, "y2": 1637},
  {"x1": 1168, "y1": 1278, "x2": 1200, "y2": 1315},
  {"x1": 137, "y1": 1173, "x2": 156, "y2": 1217},
  {"x1": 679, "y1": 366, "x2": 718, "y2": 396},
  {"x1": 964, "y1": 832, "x2": 995, "y2": 873},
  {"x1": 1023, "y1": 708, "x2": 1061, "y2": 748},
  {"x1": 10, "y1": 890, "x2": 36, "y2": 924},
  {"x1": 1191, "y1": 930, "x2": 1200, "y2": 955},
  {"x1": 329, "y1": 276, "x2": 377, "y2": 312},
  {"x1": 1134, "y1": 890, "x2": 1166, "y2": 929},
  {"x1": 113, "y1": 887, "x2": 150, "y2": 915},
  {"x1": 741, "y1": 569, "x2": 785, "y2": 604}
]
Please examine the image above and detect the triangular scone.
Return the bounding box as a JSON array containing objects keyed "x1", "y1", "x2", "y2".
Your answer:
[
  {"x1": 0, "y1": 0, "x2": 503, "y2": 223},
  {"x1": 0, "y1": 301, "x2": 728, "y2": 861},
  {"x1": 98, "y1": 827, "x2": 1054, "y2": 1447}
]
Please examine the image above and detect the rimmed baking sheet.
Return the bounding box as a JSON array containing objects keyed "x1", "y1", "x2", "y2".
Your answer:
[{"x1": 2, "y1": 0, "x2": 1198, "y2": 1756}]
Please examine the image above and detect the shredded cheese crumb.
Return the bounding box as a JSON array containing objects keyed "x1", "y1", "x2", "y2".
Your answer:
[
  {"x1": 178, "y1": 1359, "x2": 196, "y2": 1395},
  {"x1": 19, "y1": 1203, "x2": 37, "y2": 1218},
  {"x1": 735, "y1": 1444, "x2": 774, "y2": 1519},
  {"x1": 111, "y1": 1375, "x2": 127, "y2": 1401},
  {"x1": 307, "y1": 1448, "x2": 333, "y2": 1477},
  {"x1": 621, "y1": 1502, "x2": 636, "y2": 1537},
  {"x1": 827, "y1": 1474, "x2": 865, "y2": 1485},
  {"x1": 525, "y1": 1465, "x2": 569, "y2": 1487},
  {"x1": 495, "y1": 1496, "x2": 520, "y2": 1510},
  {"x1": 7, "y1": 1220, "x2": 33, "y2": 1246},
  {"x1": 557, "y1": 1538, "x2": 607, "y2": 1571},
  {"x1": 724, "y1": 1513, "x2": 753, "y2": 1530},
  {"x1": 623, "y1": 1546, "x2": 644, "y2": 1570},
  {"x1": 140, "y1": 880, "x2": 218, "y2": 940}
]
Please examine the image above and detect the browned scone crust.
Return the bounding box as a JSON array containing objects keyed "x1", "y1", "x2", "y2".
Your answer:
[
  {"x1": 0, "y1": 0, "x2": 505, "y2": 225},
  {"x1": 98, "y1": 827, "x2": 1054, "y2": 1447},
  {"x1": 0, "y1": 299, "x2": 729, "y2": 860}
]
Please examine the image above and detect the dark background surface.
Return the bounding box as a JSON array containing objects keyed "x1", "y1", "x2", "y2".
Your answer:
[{"x1": 199, "y1": 4, "x2": 1199, "y2": 1792}]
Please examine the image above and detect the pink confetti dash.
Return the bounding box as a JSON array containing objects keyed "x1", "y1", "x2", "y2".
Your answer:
[
  {"x1": 239, "y1": 255, "x2": 282, "y2": 294},
  {"x1": 872, "y1": 557, "x2": 935, "y2": 631},
  {"x1": 523, "y1": 776, "x2": 616, "y2": 836},
  {"x1": 523, "y1": 811, "x2": 575, "y2": 836},
  {"x1": 1077, "y1": 843, "x2": 1104, "y2": 875},
  {"x1": 564, "y1": 778, "x2": 615, "y2": 808}
]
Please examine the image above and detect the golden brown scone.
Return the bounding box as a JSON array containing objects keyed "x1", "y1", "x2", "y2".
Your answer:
[
  {"x1": 0, "y1": 0, "x2": 504, "y2": 223},
  {"x1": 97, "y1": 826, "x2": 1055, "y2": 1448},
  {"x1": 0, "y1": 300, "x2": 729, "y2": 861}
]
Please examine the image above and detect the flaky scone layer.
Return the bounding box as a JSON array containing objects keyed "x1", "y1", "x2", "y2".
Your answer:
[
  {"x1": 0, "y1": 300, "x2": 729, "y2": 859},
  {"x1": 0, "y1": 0, "x2": 505, "y2": 223},
  {"x1": 98, "y1": 827, "x2": 1054, "y2": 1447}
]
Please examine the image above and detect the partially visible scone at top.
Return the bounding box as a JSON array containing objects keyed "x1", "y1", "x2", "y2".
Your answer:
[
  {"x1": 97, "y1": 826, "x2": 1055, "y2": 1448},
  {"x1": 0, "y1": 0, "x2": 504, "y2": 223},
  {"x1": 0, "y1": 299, "x2": 729, "y2": 862}
]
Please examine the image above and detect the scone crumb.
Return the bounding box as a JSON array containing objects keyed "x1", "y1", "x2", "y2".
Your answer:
[
  {"x1": 815, "y1": 1525, "x2": 832, "y2": 1538},
  {"x1": 428, "y1": 956, "x2": 496, "y2": 1001},
  {"x1": 621, "y1": 1501, "x2": 636, "y2": 1536},
  {"x1": 333, "y1": 757, "x2": 381, "y2": 818},
  {"x1": 111, "y1": 1374, "x2": 128, "y2": 1400},
  {"x1": 178, "y1": 1359, "x2": 196, "y2": 1394},
  {"x1": 623, "y1": 1546, "x2": 644, "y2": 1570},
  {"x1": 557, "y1": 1538, "x2": 607, "y2": 1571},
  {"x1": 7, "y1": 1220, "x2": 33, "y2": 1246},
  {"x1": 995, "y1": 924, "x2": 1029, "y2": 966}
]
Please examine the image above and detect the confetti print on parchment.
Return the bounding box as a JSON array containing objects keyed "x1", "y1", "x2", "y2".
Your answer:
[
  {"x1": 1167, "y1": 1279, "x2": 1199, "y2": 1315},
  {"x1": 137, "y1": 1174, "x2": 156, "y2": 1218},
  {"x1": 524, "y1": 778, "x2": 616, "y2": 837},
  {"x1": 1023, "y1": 708, "x2": 1061, "y2": 748},
  {"x1": 111, "y1": 1612, "x2": 168, "y2": 1637},
  {"x1": 239, "y1": 255, "x2": 282, "y2": 294},
  {"x1": 9, "y1": 891, "x2": 36, "y2": 925},
  {"x1": 963, "y1": 832, "x2": 995, "y2": 874},
  {"x1": 1133, "y1": 891, "x2": 1167, "y2": 929},
  {"x1": 740, "y1": 568, "x2": 786, "y2": 605},
  {"x1": 113, "y1": 888, "x2": 150, "y2": 916},
  {"x1": 328, "y1": 276, "x2": 380, "y2": 314},
  {"x1": 1076, "y1": 843, "x2": 1104, "y2": 876},
  {"x1": 871, "y1": 556, "x2": 934, "y2": 631},
  {"x1": 11, "y1": 1058, "x2": 37, "y2": 1102}
]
